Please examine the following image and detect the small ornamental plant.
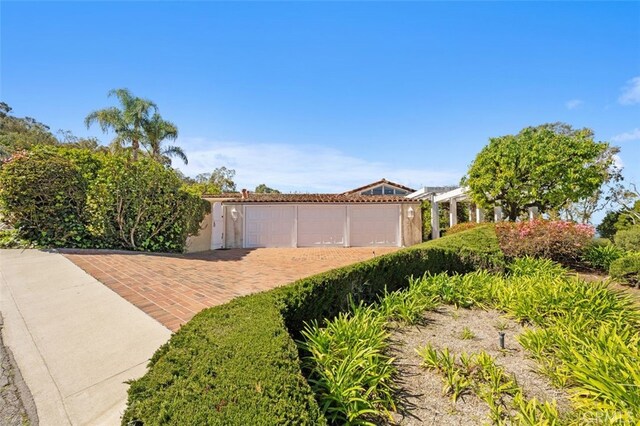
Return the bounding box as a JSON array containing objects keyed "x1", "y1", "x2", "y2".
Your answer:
[{"x1": 496, "y1": 219, "x2": 594, "y2": 264}]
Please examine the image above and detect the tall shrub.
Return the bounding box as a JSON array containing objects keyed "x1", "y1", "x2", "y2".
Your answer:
[
  {"x1": 0, "y1": 150, "x2": 90, "y2": 246},
  {"x1": 614, "y1": 225, "x2": 640, "y2": 252},
  {"x1": 496, "y1": 219, "x2": 594, "y2": 264},
  {"x1": 86, "y1": 156, "x2": 208, "y2": 252}
]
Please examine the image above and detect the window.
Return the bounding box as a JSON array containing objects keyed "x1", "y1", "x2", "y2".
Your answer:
[{"x1": 360, "y1": 185, "x2": 408, "y2": 196}]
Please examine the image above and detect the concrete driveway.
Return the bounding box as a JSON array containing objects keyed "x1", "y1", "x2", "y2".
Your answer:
[
  {"x1": 64, "y1": 247, "x2": 399, "y2": 331},
  {"x1": 0, "y1": 250, "x2": 171, "y2": 426}
]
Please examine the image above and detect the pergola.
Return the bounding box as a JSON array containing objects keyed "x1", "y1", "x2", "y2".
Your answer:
[{"x1": 408, "y1": 186, "x2": 510, "y2": 239}]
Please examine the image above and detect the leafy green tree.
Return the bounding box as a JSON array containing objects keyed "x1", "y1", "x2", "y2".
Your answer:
[
  {"x1": 196, "y1": 167, "x2": 237, "y2": 192},
  {"x1": 597, "y1": 211, "x2": 622, "y2": 240},
  {"x1": 85, "y1": 88, "x2": 157, "y2": 161},
  {"x1": 142, "y1": 113, "x2": 187, "y2": 165},
  {"x1": 610, "y1": 183, "x2": 640, "y2": 226},
  {"x1": 56, "y1": 130, "x2": 105, "y2": 152},
  {"x1": 462, "y1": 123, "x2": 618, "y2": 221},
  {"x1": 0, "y1": 102, "x2": 58, "y2": 157},
  {"x1": 255, "y1": 184, "x2": 280, "y2": 194}
]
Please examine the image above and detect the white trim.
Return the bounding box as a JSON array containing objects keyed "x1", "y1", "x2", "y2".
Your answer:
[
  {"x1": 433, "y1": 186, "x2": 469, "y2": 203},
  {"x1": 211, "y1": 202, "x2": 224, "y2": 249},
  {"x1": 431, "y1": 200, "x2": 440, "y2": 240}
]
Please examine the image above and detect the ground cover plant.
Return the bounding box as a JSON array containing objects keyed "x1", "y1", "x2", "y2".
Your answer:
[{"x1": 300, "y1": 257, "x2": 640, "y2": 424}]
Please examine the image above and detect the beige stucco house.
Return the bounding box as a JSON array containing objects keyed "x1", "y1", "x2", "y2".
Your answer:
[{"x1": 186, "y1": 179, "x2": 422, "y2": 252}]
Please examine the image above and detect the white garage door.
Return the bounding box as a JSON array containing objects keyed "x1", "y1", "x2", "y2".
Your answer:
[
  {"x1": 349, "y1": 205, "x2": 400, "y2": 247},
  {"x1": 298, "y1": 206, "x2": 346, "y2": 247},
  {"x1": 245, "y1": 206, "x2": 295, "y2": 248}
]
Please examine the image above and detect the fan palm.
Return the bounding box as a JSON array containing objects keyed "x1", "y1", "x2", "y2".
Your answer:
[
  {"x1": 85, "y1": 88, "x2": 157, "y2": 161},
  {"x1": 142, "y1": 113, "x2": 187, "y2": 165}
]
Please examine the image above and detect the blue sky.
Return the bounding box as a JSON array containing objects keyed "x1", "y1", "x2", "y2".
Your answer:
[{"x1": 2, "y1": 2, "x2": 639, "y2": 205}]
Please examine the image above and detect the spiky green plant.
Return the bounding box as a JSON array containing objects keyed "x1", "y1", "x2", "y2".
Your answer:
[
  {"x1": 459, "y1": 326, "x2": 476, "y2": 340},
  {"x1": 299, "y1": 301, "x2": 396, "y2": 425}
]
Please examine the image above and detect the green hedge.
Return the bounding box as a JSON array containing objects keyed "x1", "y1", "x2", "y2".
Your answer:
[
  {"x1": 0, "y1": 148, "x2": 207, "y2": 252},
  {"x1": 610, "y1": 253, "x2": 640, "y2": 287},
  {"x1": 122, "y1": 226, "x2": 503, "y2": 425},
  {"x1": 277, "y1": 225, "x2": 503, "y2": 336},
  {"x1": 123, "y1": 294, "x2": 323, "y2": 425}
]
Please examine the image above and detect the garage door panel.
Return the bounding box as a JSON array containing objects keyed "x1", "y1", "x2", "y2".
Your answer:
[
  {"x1": 349, "y1": 205, "x2": 399, "y2": 247},
  {"x1": 298, "y1": 206, "x2": 345, "y2": 246},
  {"x1": 245, "y1": 206, "x2": 295, "y2": 248}
]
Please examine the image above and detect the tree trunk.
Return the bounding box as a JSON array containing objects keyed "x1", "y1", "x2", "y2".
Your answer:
[
  {"x1": 132, "y1": 139, "x2": 139, "y2": 161},
  {"x1": 507, "y1": 204, "x2": 519, "y2": 221}
]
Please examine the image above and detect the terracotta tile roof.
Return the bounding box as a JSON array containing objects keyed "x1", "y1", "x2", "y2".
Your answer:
[
  {"x1": 203, "y1": 193, "x2": 417, "y2": 203},
  {"x1": 342, "y1": 178, "x2": 416, "y2": 195}
]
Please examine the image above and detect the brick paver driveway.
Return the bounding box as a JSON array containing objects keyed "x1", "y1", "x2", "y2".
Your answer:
[{"x1": 64, "y1": 248, "x2": 398, "y2": 331}]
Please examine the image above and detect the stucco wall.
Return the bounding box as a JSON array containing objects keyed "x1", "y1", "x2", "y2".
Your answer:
[
  {"x1": 185, "y1": 210, "x2": 212, "y2": 253},
  {"x1": 401, "y1": 203, "x2": 422, "y2": 247}
]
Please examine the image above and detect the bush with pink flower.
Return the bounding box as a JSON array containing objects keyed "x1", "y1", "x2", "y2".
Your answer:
[{"x1": 496, "y1": 219, "x2": 595, "y2": 264}]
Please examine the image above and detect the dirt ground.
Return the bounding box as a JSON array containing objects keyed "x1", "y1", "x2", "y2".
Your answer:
[{"x1": 387, "y1": 306, "x2": 570, "y2": 426}]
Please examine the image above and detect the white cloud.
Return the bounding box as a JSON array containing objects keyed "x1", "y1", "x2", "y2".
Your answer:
[
  {"x1": 611, "y1": 128, "x2": 640, "y2": 143},
  {"x1": 565, "y1": 99, "x2": 583, "y2": 110},
  {"x1": 176, "y1": 139, "x2": 461, "y2": 193},
  {"x1": 619, "y1": 76, "x2": 640, "y2": 105}
]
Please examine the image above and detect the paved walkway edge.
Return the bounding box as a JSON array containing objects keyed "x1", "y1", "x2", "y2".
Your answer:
[
  {"x1": 0, "y1": 249, "x2": 171, "y2": 426},
  {"x1": 0, "y1": 313, "x2": 39, "y2": 425}
]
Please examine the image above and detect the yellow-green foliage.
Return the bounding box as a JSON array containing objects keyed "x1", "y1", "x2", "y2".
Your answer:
[
  {"x1": 609, "y1": 253, "x2": 640, "y2": 286},
  {"x1": 414, "y1": 258, "x2": 640, "y2": 422},
  {"x1": 299, "y1": 302, "x2": 395, "y2": 425},
  {"x1": 614, "y1": 225, "x2": 640, "y2": 252}
]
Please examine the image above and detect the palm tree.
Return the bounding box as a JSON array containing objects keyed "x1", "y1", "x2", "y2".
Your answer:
[
  {"x1": 85, "y1": 88, "x2": 157, "y2": 161},
  {"x1": 142, "y1": 113, "x2": 187, "y2": 165}
]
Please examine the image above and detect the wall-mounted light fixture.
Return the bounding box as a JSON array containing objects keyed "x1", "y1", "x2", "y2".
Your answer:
[
  {"x1": 230, "y1": 207, "x2": 239, "y2": 221},
  {"x1": 407, "y1": 206, "x2": 415, "y2": 219}
]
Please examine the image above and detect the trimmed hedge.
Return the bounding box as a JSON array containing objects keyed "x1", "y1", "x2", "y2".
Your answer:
[
  {"x1": 277, "y1": 225, "x2": 504, "y2": 336},
  {"x1": 122, "y1": 226, "x2": 503, "y2": 425},
  {"x1": 123, "y1": 294, "x2": 323, "y2": 425}
]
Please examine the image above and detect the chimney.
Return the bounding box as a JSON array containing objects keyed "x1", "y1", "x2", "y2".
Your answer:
[{"x1": 241, "y1": 188, "x2": 248, "y2": 199}]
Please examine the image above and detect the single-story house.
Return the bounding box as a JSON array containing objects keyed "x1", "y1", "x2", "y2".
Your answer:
[{"x1": 186, "y1": 179, "x2": 422, "y2": 252}]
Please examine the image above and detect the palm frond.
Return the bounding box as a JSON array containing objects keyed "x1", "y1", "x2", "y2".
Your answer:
[{"x1": 162, "y1": 145, "x2": 188, "y2": 165}]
